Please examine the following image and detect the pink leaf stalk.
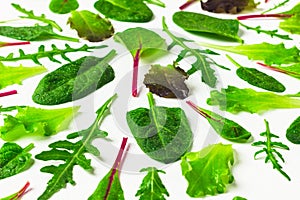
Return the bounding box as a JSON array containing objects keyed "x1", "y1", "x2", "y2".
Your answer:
[
  {"x1": 0, "y1": 41, "x2": 30, "y2": 47},
  {"x1": 179, "y1": 0, "x2": 198, "y2": 10},
  {"x1": 132, "y1": 45, "x2": 142, "y2": 97},
  {"x1": 0, "y1": 90, "x2": 17, "y2": 97},
  {"x1": 237, "y1": 13, "x2": 292, "y2": 20},
  {"x1": 186, "y1": 100, "x2": 222, "y2": 122},
  {"x1": 104, "y1": 137, "x2": 128, "y2": 200},
  {"x1": 257, "y1": 62, "x2": 300, "y2": 76},
  {"x1": 10, "y1": 181, "x2": 30, "y2": 200}
]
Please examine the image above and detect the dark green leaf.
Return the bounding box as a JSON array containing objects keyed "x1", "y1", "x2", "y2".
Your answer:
[
  {"x1": 286, "y1": 116, "x2": 300, "y2": 144},
  {"x1": 49, "y1": 0, "x2": 79, "y2": 14},
  {"x1": 0, "y1": 143, "x2": 34, "y2": 179},
  {"x1": 32, "y1": 51, "x2": 116, "y2": 105},
  {"x1": 68, "y1": 10, "x2": 114, "y2": 42}
]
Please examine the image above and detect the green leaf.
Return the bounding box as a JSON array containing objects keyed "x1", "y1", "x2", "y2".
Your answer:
[
  {"x1": 11, "y1": 3, "x2": 62, "y2": 31},
  {"x1": 0, "y1": 106, "x2": 79, "y2": 141},
  {"x1": 49, "y1": 0, "x2": 79, "y2": 14},
  {"x1": 163, "y1": 17, "x2": 218, "y2": 87},
  {"x1": 286, "y1": 116, "x2": 300, "y2": 144},
  {"x1": 32, "y1": 51, "x2": 116, "y2": 105},
  {"x1": 143, "y1": 64, "x2": 189, "y2": 99},
  {"x1": 0, "y1": 24, "x2": 78, "y2": 42},
  {"x1": 173, "y1": 11, "x2": 243, "y2": 42},
  {"x1": 126, "y1": 92, "x2": 193, "y2": 163},
  {"x1": 279, "y1": 14, "x2": 300, "y2": 34},
  {"x1": 281, "y1": 2, "x2": 300, "y2": 15},
  {"x1": 252, "y1": 119, "x2": 290, "y2": 181},
  {"x1": 233, "y1": 196, "x2": 247, "y2": 200},
  {"x1": 135, "y1": 167, "x2": 169, "y2": 200},
  {"x1": 226, "y1": 55, "x2": 286, "y2": 92},
  {"x1": 0, "y1": 62, "x2": 47, "y2": 90},
  {"x1": 35, "y1": 94, "x2": 116, "y2": 200},
  {"x1": 68, "y1": 10, "x2": 114, "y2": 42},
  {"x1": 0, "y1": 143, "x2": 34, "y2": 179},
  {"x1": 181, "y1": 143, "x2": 235, "y2": 197},
  {"x1": 200, "y1": 42, "x2": 300, "y2": 65},
  {"x1": 207, "y1": 86, "x2": 300, "y2": 114}
]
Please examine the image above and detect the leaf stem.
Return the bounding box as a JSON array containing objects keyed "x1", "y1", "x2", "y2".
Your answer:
[
  {"x1": 179, "y1": 0, "x2": 198, "y2": 10},
  {"x1": 0, "y1": 90, "x2": 17, "y2": 97},
  {"x1": 257, "y1": 62, "x2": 300, "y2": 76},
  {"x1": 0, "y1": 181, "x2": 30, "y2": 200},
  {"x1": 145, "y1": 0, "x2": 166, "y2": 7},
  {"x1": 186, "y1": 100, "x2": 220, "y2": 122},
  {"x1": 0, "y1": 41, "x2": 30, "y2": 47},
  {"x1": 226, "y1": 54, "x2": 242, "y2": 68},
  {"x1": 52, "y1": 34, "x2": 79, "y2": 42},
  {"x1": 147, "y1": 92, "x2": 155, "y2": 109},
  {"x1": 237, "y1": 14, "x2": 292, "y2": 20},
  {"x1": 132, "y1": 43, "x2": 142, "y2": 97}
]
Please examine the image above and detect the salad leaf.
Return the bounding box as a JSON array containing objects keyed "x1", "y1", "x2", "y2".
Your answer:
[
  {"x1": 226, "y1": 55, "x2": 286, "y2": 92},
  {"x1": 32, "y1": 51, "x2": 116, "y2": 105},
  {"x1": 68, "y1": 10, "x2": 114, "y2": 42},
  {"x1": 94, "y1": 0, "x2": 165, "y2": 22},
  {"x1": 173, "y1": 11, "x2": 243, "y2": 42},
  {"x1": 135, "y1": 167, "x2": 169, "y2": 200},
  {"x1": 0, "y1": 143, "x2": 34, "y2": 179},
  {"x1": 187, "y1": 101, "x2": 252, "y2": 143},
  {"x1": 35, "y1": 94, "x2": 116, "y2": 200},
  {"x1": 252, "y1": 119, "x2": 290, "y2": 181},
  {"x1": 0, "y1": 106, "x2": 79, "y2": 141},
  {"x1": 286, "y1": 116, "x2": 300, "y2": 144},
  {"x1": 201, "y1": 0, "x2": 257, "y2": 14},
  {"x1": 49, "y1": 0, "x2": 79, "y2": 14},
  {"x1": 0, "y1": 62, "x2": 47, "y2": 90},
  {"x1": 257, "y1": 62, "x2": 300, "y2": 80},
  {"x1": 0, "y1": 24, "x2": 78, "y2": 42},
  {"x1": 163, "y1": 17, "x2": 218, "y2": 87},
  {"x1": 279, "y1": 14, "x2": 300, "y2": 34},
  {"x1": 281, "y1": 2, "x2": 300, "y2": 15},
  {"x1": 233, "y1": 196, "x2": 247, "y2": 200},
  {"x1": 0, "y1": 182, "x2": 30, "y2": 200},
  {"x1": 114, "y1": 27, "x2": 166, "y2": 97},
  {"x1": 126, "y1": 92, "x2": 193, "y2": 163},
  {"x1": 207, "y1": 86, "x2": 300, "y2": 114},
  {"x1": 0, "y1": 43, "x2": 106, "y2": 65},
  {"x1": 200, "y1": 42, "x2": 300, "y2": 65},
  {"x1": 143, "y1": 64, "x2": 189, "y2": 99},
  {"x1": 181, "y1": 143, "x2": 235, "y2": 197},
  {"x1": 11, "y1": 3, "x2": 62, "y2": 31},
  {"x1": 88, "y1": 137, "x2": 128, "y2": 200}
]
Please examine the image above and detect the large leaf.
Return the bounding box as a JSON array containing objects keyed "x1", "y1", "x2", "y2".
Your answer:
[
  {"x1": 126, "y1": 93, "x2": 193, "y2": 163},
  {"x1": 181, "y1": 143, "x2": 235, "y2": 197},
  {"x1": 68, "y1": 10, "x2": 114, "y2": 42},
  {"x1": 49, "y1": 0, "x2": 79, "y2": 14},
  {"x1": 32, "y1": 50, "x2": 116, "y2": 105}
]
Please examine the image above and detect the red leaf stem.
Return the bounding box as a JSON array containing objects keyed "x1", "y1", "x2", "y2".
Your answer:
[
  {"x1": 1, "y1": 41, "x2": 30, "y2": 47},
  {"x1": 0, "y1": 90, "x2": 17, "y2": 97},
  {"x1": 179, "y1": 0, "x2": 197, "y2": 10},
  {"x1": 237, "y1": 14, "x2": 292, "y2": 20},
  {"x1": 132, "y1": 45, "x2": 142, "y2": 97},
  {"x1": 257, "y1": 62, "x2": 300, "y2": 76},
  {"x1": 10, "y1": 181, "x2": 30, "y2": 200}
]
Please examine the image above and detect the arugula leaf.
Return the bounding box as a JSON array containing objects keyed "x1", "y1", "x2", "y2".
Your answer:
[
  {"x1": 226, "y1": 55, "x2": 286, "y2": 92},
  {"x1": 68, "y1": 10, "x2": 114, "y2": 42},
  {"x1": 126, "y1": 92, "x2": 193, "y2": 163},
  {"x1": 181, "y1": 143, "x2": 235, "y2": 197},
  {"x1": 143, "y1": 64, "x2": 189, "y2": 99},
  {"x1": 94, "y1": 0, "x2": 164, "y2": 22},
  {"x1": 88, "y1": 137, "x2": 128, "y2": 200},
  {"x1": 252, "y1": 119, "x2": 290, "y2": 181},
  {"x1": 114, "y1": 27, "x2": 166, "y2": 97},
  {"x1": 11, "y1": 3, "x2": 62, "y2": 31},
  {"x1": 163, "y1": 17, "x2": 218, "y2": 87},
  {"x1": 0, "y1": 43, "x2": 106, "y2": 65},
  {"x1": 262, "y1": 0, "x2": 291, "y2": 14},
  {"x1": 135, "y1": 167, "x2": 169, "y2": 200},
  {"x1": 187, "y1": 101, "x2": 252, "y2": 142},
  {"x1": 0, "y1": 182, "x2": 30, "y2": 200},
  {"x1": 0, "y1": 143, "x2": 34, "y2": 179},
  {"x1": 200, "y1": 42, "x2": 300, "y2": 65},
  {"x1": 279, "y1": 14, "x2": 300, "y2": 34},
  {"x1": 35, "y1": 94, "x2": 116, "y2": 200},
  {"x1": 0, "y1": 24, "x2": 78, "y2": 42},
  {"x1": 49, "y1": 0, "x2": 79, "y2": 14},
  {"x1": 173, "y1": 11, "x2": 243, "y2": 42},
  {"x1": 207, "y1": 86, "x2": 300, "y2": 114},
  {"x1": 0, "y1": 106, "x2": 79, "y2": 141},
  {"x1": 33, "y1": 51, "x2": 116, "y2": 105},
  {"x1": 286, "y1": 116, "x2": 300, "y2": 144},
  {"x1": 0, "y1": 62, "x2": 47, "y2": 90}
]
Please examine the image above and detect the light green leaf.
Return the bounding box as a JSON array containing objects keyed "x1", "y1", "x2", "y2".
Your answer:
[{"x1": 280, "y1": 14, "x2": 300, "y2": 34}]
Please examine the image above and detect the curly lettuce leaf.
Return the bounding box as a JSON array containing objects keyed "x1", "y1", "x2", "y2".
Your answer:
[{"x1": 181, "y1": 143, "x2": 234, "y2": 197}]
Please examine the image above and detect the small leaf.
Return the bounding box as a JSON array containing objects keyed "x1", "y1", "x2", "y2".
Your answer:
[
  {"x1": 49, "y1": 0, "x2": 79, "y2": 14},
  {"x1": 286, "y1": 116, "x2": 300, "y2": 144}
]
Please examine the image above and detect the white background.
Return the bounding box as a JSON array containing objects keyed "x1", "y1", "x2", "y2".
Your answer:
[{"x1": 0, "y1": 0, "x2": 300, "y2": 199}]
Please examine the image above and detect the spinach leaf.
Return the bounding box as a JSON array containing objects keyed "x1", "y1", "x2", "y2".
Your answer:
[
  {"x1": 32, "y1": 50, "x2": 116, "y2": 105},
  {"x1": 0, "y1": 62, "x2": 47, "y2": 90},
  {"x1": 252, "y1": 119, "x2": 290, "y2": 181},
  {"x1": 0, "y1": 24, "x2": 78, "y2": 42},
  {"x1": 94, "y1": 0, "x2": 164, "y2": 22},
  {"x1": 35, "y1": 95, "x2": 116, "y2": 200},
  {"x1": 135, "y1": 167, "x2": 169, "y2": 200},
  {"x1": 126, "y1": 92, "x2": 193, "y2": 163},
  {"x1": 49, "y1": 0, "x2": 79, "y2": 14},
  {"x1": 0, "y1": 143, "x2": 34, "y2": 179},
  {"x1": 207, "y1": 86, "x2": 300, "y2": 114},
  {"x1": 227, "y1": 55, "x2": 286, "y2": 92},
  {"x1": 0, "y1": 43, "x2": 106, "y2": 65},
  {"x1": 286, "y1": 116, "x2": 300, "y2": 144},
  {"x1": 0, "y1": 106, "x2": 79, "y2": 141},
  {"x1": 11, "y1": 3, "x2": 62, "y2": 31},
  {"x1": 181, "y1": 143, "x2": 235, "y2": 197},
  {"x1": 173, "y1": 11, "x2": 243, "y2": 42},
  {"x1": 187, "y1": 101, "x2": 251, "y2": 143},
  {"x1": 143, "y1": 64, "x2": 189, "y2": 99},
  {"x1": 68, "y1": 10, "x2": 114, "y2": 42}
]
